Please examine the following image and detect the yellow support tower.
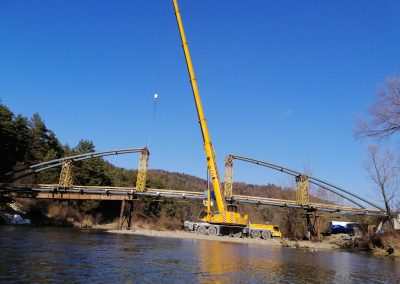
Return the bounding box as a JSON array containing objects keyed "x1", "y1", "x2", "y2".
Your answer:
[
  {"x1": 224, "y1": 155, "x2": 234, "y2": 198},
  {"x1": 296, "y1": 175, "x2": 310, "y2": 205},
  {"x1": 58, "y1": 160, "x2": 74, "y2": 189},
  {"x1": 135, "y1": 148, "x2": 149, "y2": 192}
]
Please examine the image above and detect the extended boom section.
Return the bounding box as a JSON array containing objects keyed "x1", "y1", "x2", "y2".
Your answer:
[{"x1": 173, "y1": 0, "x2": 247, "y2": 226}]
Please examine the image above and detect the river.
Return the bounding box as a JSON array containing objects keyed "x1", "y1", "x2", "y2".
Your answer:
[{"x1": 0, "y1": 226, "x2": 399, "y2": 283}]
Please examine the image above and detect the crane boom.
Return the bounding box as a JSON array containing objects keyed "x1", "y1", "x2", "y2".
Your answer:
[
  {"x1": 173, "y1": 0, "x2": 248, "y2": 227},
  {"x1": 173, "y1": 0, "x2": 225, "y2": 214},
  {"x1": 174, "y1": 0, "x2": 284, "y2": 237}
]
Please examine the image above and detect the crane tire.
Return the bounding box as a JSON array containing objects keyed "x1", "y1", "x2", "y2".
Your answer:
[
  {"x1": 197, "y1": 226, "x2": 207, "y2": 235},
  {"x1": 251, "y1": 230, "x2": 261, "y2": 239},
  {"x1": 207, "y1": 227, "x2": 217, "y2": 236},
  {"x1": 262, "y1": 230, "x2": 271, "y2": 239}
]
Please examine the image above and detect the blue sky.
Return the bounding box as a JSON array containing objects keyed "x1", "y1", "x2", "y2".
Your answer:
[{"x1": 1, "y1": 1, "x2": 399, "y2": 202}]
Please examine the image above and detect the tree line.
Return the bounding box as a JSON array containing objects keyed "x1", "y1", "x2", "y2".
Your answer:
[{"x1": 356, "y1": 76, "x2": 400, "y2": 231}]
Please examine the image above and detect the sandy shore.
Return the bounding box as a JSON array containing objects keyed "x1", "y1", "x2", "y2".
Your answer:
[{"x1": 106, "y1": 227, "x2": 340, "y2": 251}]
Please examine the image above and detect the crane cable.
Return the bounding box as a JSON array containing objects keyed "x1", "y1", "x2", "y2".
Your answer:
[{"x1": 147, "y1": 94, "x2": 158, "y2": 149}]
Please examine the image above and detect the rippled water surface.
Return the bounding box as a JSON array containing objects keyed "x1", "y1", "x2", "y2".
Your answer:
[{"x1": 0, "y1": 226, "x2": 399, "y2": 283}]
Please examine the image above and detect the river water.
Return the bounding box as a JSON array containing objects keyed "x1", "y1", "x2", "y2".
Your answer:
[{"x1": 0, "y1": 226, "x2": 399, "y2": 283}]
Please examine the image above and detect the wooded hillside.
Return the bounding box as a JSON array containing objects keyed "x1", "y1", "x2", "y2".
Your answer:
[{"x1": 0, "y1": 103, "x2": 333, "y2": 236}]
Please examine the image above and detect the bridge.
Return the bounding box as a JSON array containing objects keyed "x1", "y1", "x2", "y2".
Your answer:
[
  {"x1": 0, "y1": 183, "x2": 384, "y2": 216},
  {"x1": 0, "y1": 148, "x2": 386, "y2": 231}
]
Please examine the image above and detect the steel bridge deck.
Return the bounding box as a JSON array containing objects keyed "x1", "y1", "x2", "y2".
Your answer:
[{"x1": 0, "y1": 183, "x2": 385, "y2": 216}]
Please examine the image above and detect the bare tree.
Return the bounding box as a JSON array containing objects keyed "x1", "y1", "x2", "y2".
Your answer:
[
  {"x1": 365, "y1": 144, "x2": 399, "y2": 231},
  {"x1": 356, "y1": 77, "x2": 400, "y2": 138},
  {"x1": 301, "y1": 164, "x2": 345, "y2": 205},
  {"x1": 395, "y1": 200, "x2": 400, "y2": 212},
  {"x1": 282, "y1": 208, "x2": 305, "y2": 239},
  {"x1": 315, "y1": 186, "x2": 345, "y2": 205}
]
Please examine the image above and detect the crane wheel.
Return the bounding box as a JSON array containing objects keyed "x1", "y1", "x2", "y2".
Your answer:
[
  {"x1": 207, "y1": 227, "x2": 217, "y2": 236},
  {"x1": 251, "y1": 230, "x2": 261, "y2": 239},
  {"x1": 197, "y1": 226, "x2": 207, "y2": 235},
  {"x1": 261, "y1": 230, "x2": 271, "y2": 239}
]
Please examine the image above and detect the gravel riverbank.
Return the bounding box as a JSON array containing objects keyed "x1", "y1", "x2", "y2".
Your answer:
[{"x1": 107, "y1": 227, "x2": 340, "y2": 251}]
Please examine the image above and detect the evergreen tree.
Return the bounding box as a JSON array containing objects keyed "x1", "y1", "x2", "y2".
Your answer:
[
  {"x1": 72, "y1": 140, "x2": 111, "y2": 186},
  {"x1": 0, "y1": 104, "x2": 16, "y2": 174},
  {"x1": 0, "y1": 105, "x2": 64, "y2": 182},
  {"x1": 37, "y1": 149, "x2": 61, "y2": 184},
  {"x1": 27, "y1": 113, "x2": 49, "y2": 163},
  {"x1": 47, "y1": 131, "x2": 63, "y2": 157},
  {"x1": 74, "y1": 139, "x2": 95, "y2": 154},
  {"x1": 14, "y1": 115, "x2": 30, "y2": 163}
]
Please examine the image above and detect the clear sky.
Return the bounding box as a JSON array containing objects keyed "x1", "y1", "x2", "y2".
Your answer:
[{"x1": 1, "y1": 1, "x2": 399, "y2": 203}]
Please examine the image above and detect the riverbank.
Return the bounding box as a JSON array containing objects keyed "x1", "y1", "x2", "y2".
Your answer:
[
  {"x1": 2, "y1": 200, "x2": 398, "y2": 258},
  {"x1": 1, "y1": 220, "x2": 398, "y2": 258},
  {"x1": 106, "y1": 227, "x2": 400, "y2": 258},
  {"x1": 107, "y1": 227, "x2": 340, "y2": 251}
]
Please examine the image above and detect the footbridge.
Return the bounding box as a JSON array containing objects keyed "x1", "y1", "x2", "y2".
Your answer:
[
  {"x1": 0, "y1": 148, "x2": 387, "y2": 229},
  {"x1": 0, "y1": 183, "x2": 384, "y2": 217}
]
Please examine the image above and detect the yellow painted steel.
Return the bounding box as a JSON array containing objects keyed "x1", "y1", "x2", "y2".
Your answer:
[
  {"x1": 173, "y1": 0, "x2": 247, "y2": 225},
  {"x1": 224, "y1": 155, "x2": 234, "y2": 198},
  {"x1": 136, "y1": 148, "x2": 149, "y2": 192},
  {"x1": 296, "y1": 175, "x2": 310, "y2": 205},
  {"x1": 249, "y1": 223, "x2": 283, "y2": 238},
  {"x1": 58, "y1": 160, "x2": 73, "y2": 188}
]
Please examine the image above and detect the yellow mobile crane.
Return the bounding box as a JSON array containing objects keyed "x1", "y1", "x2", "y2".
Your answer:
[{"x1": 173, "y1": 0, "x2": 282, "y2": 239}]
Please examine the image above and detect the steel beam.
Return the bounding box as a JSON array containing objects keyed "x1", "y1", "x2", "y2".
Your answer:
[
  {"x1": 0, "y1": 183, "x2": 385, "y2": 216},
  {"x1": 3, "y1": 148, "x2": 146, "y2": 181},
  {"x1": 230, "y1": 155, "x2": 385, "y2": 212}
]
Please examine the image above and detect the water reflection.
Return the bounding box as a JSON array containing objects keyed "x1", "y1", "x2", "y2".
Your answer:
[
  {"x1": 196, "y1": 240, "x2": 257, "y2": 283},
  {"x1": 193, "y1": 238, "x2": 400, "y2": 283},
  {"x1": 0, "y1": 226, "x2": 399, "y2": 283},
  {"x1": 195, "y1": 241, "x2": 300, "y2": 283}
]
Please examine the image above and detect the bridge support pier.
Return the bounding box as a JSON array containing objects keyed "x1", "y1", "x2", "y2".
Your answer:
[
  {"x1": 304, "y1": 210, "x2": 321, "y2": 241},
  {"x1": 119, "y1": 200, "x2": 135, "y2": 230}
]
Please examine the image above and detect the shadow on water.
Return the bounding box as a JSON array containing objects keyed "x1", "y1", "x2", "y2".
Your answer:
[{"x1": 0, "y1": 226, "x2": 399, "y2": 283}]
